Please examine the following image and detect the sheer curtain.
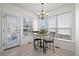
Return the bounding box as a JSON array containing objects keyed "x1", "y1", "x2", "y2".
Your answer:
[
  {"x1": 57, "y1": 12, "x2": 72, "y2": 40},
  {"x1": 47, "y1": 12, "x2": 72, "y2": 40}
]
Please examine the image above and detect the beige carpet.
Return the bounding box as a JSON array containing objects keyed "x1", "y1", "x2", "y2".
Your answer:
[{"x1": 0, "y1": 43, "x2": 75, "y2": 56}]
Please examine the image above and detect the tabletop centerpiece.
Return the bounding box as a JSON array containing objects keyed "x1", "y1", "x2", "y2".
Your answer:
[{"x1": 38, "y1": 29, "x2": 48, "y2": 34}]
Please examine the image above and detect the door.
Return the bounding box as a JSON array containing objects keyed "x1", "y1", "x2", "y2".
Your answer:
[{"x1": 2, "y1": 14, "x2": 20, "y2": 49}]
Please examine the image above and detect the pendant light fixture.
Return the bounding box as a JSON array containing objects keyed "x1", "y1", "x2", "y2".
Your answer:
[{"x1": 37, "y1": 3, "x2": 48, "y2": 20}]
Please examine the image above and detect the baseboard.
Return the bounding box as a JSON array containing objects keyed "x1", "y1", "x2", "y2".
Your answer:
[{"x1": 4, "y1": 45, "x2": 20, "y2": 51}]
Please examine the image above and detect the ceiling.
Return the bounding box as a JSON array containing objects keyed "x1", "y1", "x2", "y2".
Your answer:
[{"x1": 13, "y1": 3, "x2": 70, "y2": 14}]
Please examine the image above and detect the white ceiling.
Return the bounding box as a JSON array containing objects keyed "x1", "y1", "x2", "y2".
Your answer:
[{"x1": 13, "y1": 3, "x2": 70, "y2": 14}]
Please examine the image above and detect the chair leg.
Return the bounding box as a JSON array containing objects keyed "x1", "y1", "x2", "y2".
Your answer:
[
  {"x1": 46, "y1": 43, "x2": 48, "y2": 48},
  {"x1": 50, "y1": 43, "x2": 51, "y2": 49},
  {"x1": 44, "y1": 42, "x2": 47, "y2": 54},
  {"x1": 53, "y1": 43, "x2": 55, "y2": 53},
  {"x1": 43, "y1": 41, "x2": 46, "y2": 54},
  {"x1": 40, "y1": 40, "x2": 41, "y2": 47},
  {"x1": 34, "y1": 41, "x2": 36, "y2": 50},
  {"x1": 37, "y1": 41, "x2": 39, "y2": 47},
  {"x1": 43, "y1": 41, "x2": 44, "y2": 53}
]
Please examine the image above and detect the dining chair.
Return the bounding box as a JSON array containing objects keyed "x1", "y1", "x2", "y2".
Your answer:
[
  {"x1": 33, "y1": 31, "x2": 41, "y2": 50},
  {"x1": 43, "y1": 32, "x2": 55, "y2": 53}
]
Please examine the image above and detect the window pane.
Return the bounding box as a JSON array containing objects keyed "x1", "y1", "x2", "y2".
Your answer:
[
  {"x1": 47, "y1": 16, "x2": 56, "y2": 28},
  {"x1": 57, "y1": 12, "x2": 72, "y2": 28},
  {"x1": 23, "y1": 16, "x2": 32, "y2": 29},
  {"x1": 23, "y1": 16, "x2": 32, "y2": 35},
  {"x1": 39, "y1": 18, "x2": 48, "y2": 29}
]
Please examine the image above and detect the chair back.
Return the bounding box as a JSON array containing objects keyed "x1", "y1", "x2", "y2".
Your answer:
[
  {"x1": 49, "y1": 32, "x2": 55, "y2": 36},
  {"x1": 49, "y1": 32, "x2": 55, "y2": 40}
]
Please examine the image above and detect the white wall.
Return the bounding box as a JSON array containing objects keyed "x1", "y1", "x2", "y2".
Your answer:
[
  {"x1": 48, "y1": 4, "x2": 75, "y2": 52},
  {"x1": 0, "y1": 3, "x2": 38, "y2": 47},
  {"x1": 75, "y1": 4, "x2": 79, "y2": 56}
]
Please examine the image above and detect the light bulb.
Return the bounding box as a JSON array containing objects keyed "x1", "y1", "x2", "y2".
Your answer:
[
  {"x1": 37, "y1": 12, "x2": 40, "y2": 15},
  {"x1": 43, "y1": 11, "x2": 46, "y2": 14},
  {"x1": 46, "y1": 13, "x2": 48, "y2": 16}
]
